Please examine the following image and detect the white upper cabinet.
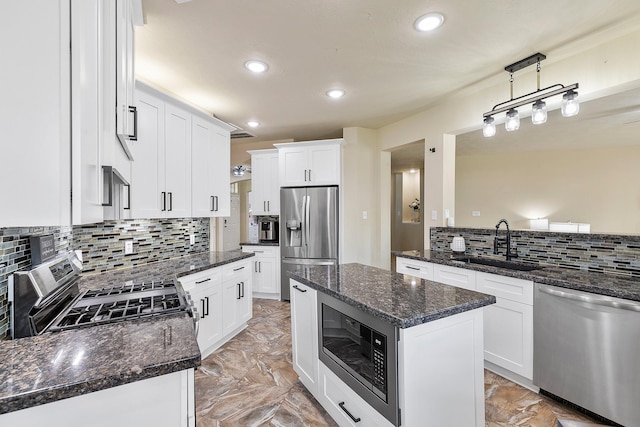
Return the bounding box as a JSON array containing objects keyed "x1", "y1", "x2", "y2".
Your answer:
[
  {"x1": 276, "y1": 139, "x2": 342, "y2": 187},
  {"x1": 191, "y1": 116, "x2": 231, "y2": 217},
  {"x1": 1, "y1": 1, "x2": 71, "y2": 227},
  {"x1": 163, "y1": 103, "x2": 192, "y2": 218},
  {"x1": 115, "y1": 0, "x2": 142, "y2": 159},
  {"x1": 248, "y1": 149, "x2": 279, "y2": 215}
]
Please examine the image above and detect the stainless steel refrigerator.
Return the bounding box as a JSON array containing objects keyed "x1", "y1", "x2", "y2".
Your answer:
[{"x1": 280, "y1": 186, "x2": 338, "y2": 300}]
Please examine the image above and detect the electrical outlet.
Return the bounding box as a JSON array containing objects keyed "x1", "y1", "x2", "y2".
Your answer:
[
  {"x1": 362, "y1": 211, "x2": 368, "y2": 220},
  {"x1": 190, "y1": 234, "x2": 195, "y2": 245},
  {"x1": 472, "y1": 211, "x2": 481, "y2": 217},
  {"x1": 431, "y1": 210, "x2": 438, "y2": 221},
  {"x1": 124, "y1": 240, "x2": 134, "y2": 255}
]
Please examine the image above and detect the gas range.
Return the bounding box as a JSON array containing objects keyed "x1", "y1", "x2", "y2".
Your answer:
[{"x1": 9, "y1": 252, "x2": 196, "y2": 339}]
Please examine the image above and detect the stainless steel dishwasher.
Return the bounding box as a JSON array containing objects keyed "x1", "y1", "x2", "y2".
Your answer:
[{"x1": 533, "y1": 283, "x2": 640, "y2": 426}]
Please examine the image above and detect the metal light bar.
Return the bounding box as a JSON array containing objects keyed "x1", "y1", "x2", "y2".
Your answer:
[
  {"x1": 504, "y1": 53, "x2": 546, "y2": 73},
  {"x1": 483, "y1": 83, "x2": 579, "y2": 118}
]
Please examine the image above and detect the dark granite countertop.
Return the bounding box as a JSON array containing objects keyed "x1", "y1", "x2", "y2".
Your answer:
[
  {"x1": 288, "y1": 263, "x2": 496, "y2": 329},
  {"x1": 0, "y1": 250, "x2": 253, "y2": 415},
  {"x1": 240, "y1": 241, "x2": 280, "y2": 247},
  {"x1": 394, "y1": 250, "x2": 640, "y2": 302}
]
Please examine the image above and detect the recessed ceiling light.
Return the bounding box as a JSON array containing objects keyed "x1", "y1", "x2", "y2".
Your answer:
[
  {"x1": 246, "y1": 120, "x2": 260, "y2": 128},
  {"x1": 244, "y1": 60, "x2": 268, "y2": 73},
  {"x1": 414, "y1": 13, "x2": 444, "y2": 32},
  {"x1": 326, "y1": 89, "x2": 345, "y2": 99}
]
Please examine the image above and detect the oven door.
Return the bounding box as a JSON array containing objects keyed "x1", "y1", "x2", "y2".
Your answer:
[{"x1": 317, "y1": 292, "x2": 399, "y2": 426}]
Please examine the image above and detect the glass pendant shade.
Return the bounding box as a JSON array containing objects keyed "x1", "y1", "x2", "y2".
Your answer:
[
  {"x1": 483, "y1": 116, "x2": 496, "y2": 137},
  {"x1": 505, "y1": 108, "x2": 520, "y2": 131},
  {"x1": 531, "y1": 100, "x2": 547, "y2": 124},
  {"x1": 561, "y1": 90, "x2": 579, "y2": 117}
]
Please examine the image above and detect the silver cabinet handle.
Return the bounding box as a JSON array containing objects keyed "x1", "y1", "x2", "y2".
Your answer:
[
  {"x1": 308, "y1": 169, "x2": 311, "y2": 181},
  {"x1": 538, "y1": 285, "x2": 640, "y2": 312},
  {"x1": 210, "y1": 196, "x2": 215, "y2": 211},
  {"x1": 267, "y1": 201, "x2": 270, "y2": 211},
  {"x1": 338, "y1": 402, "x2": 361, "y2": 423},
  {"x1": 263, "y1": 201, "x2": 267, "y2": 212},
  {"x1": 304, "y1": 170, "x2": 308, "y2": 182},
  {"x1": 292, "y1": 285, "x2": 307, "y2": 293},
  {"x1": 258, "y1": 262, "x2": 261, "y2": 273}
]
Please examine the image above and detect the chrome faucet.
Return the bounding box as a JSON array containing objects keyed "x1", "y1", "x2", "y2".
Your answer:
[{"x1": 494, "y1": 218, "x2": 517, "y2": 261}]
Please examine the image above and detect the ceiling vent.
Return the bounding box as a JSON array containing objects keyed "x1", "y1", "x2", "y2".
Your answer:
[{"x1": 230, "y1": 130, "x2": 255, "y2": 139}]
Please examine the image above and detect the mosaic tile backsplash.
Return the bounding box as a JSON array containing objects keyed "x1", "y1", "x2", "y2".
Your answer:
[
  {"x1": 0, "y1": 218, "x2": 209, "y2": 339},
  {"x1": 430, "y1": 227, "x2": 640, "y2": 278}
]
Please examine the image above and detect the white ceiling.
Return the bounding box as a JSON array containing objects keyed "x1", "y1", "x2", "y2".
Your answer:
[{"x1": 136, "y1": 0, "x2": 640, "y2": 145}]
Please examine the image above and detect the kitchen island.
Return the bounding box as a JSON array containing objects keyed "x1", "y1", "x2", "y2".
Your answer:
[
  {"x1": 0, "y1": 250, "x2": 253, "y2": 426},
  {"x1": 288, "y1": 263, "x2": 495, "y2": 427}
]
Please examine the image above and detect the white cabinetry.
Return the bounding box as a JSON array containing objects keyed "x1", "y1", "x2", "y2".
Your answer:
[
  {"x1": 222, "y1": 260, "x2": 252, "y2": 337},
  {"x1": 179, "y1": 268, "x2": 223, "y2": 358},
  {"x1": 1, "y1": 1, "x2": 71, "y2": 227},
  {"x1": 276, "y1": 139, "x2": 341, "y2": 187},
  {"x1": 115, "y1": 0, "x2": 141, "y2": 159},
  {"x1": 242, "y1": 245, "x2": 280, "y2": 298},
  {"x1": 290, "y1": 280, "x2": 318, "y2": 395},
  {"x1": 395, "y1": 256, "x2": 535, "y2": 385},
  {"x1": 476, "y1": 272, "x2": 534, "y2": 380},
  {"x1": 248, "y1": 150, "x2": 279, "y2": 215},
  {"x1": 0, "y1": 369, "x2": 195, "y2": 427},
  {"x1": 132, "y1": 84, "x2": 192, "y2": 218},
  {"x1": 192, "y1": 116, "x2": 230, "y2": 217},
  {"x1": 179, "y1": 259, "x2": 252, "y2": 359},
  {"x1": 396, "y1": 257, "x2": 434, "y2": 280}
]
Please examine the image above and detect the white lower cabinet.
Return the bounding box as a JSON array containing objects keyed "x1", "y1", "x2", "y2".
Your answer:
[
  {"x1": 476, "y1": 272, "x2": 534, "y2": 380},
  {"x1": 179, "y1": 259, "x2": 252, "y2": 359},
  {"x1": 242, "y1": 245, "x2": 280, "y2": 298},
  {"x1": 0, "y1": 369, "x2": 195, "y2": 427},
  {"x1": 318, "y1": 362, "x2": 393, "y2": 427},
  {"x1": 222, "y1": 260, "x2": 252, "y2": 337},
  {"x1": 290, "y1": 280, "x2": 318, "y2": 394},
  {"x1": 396, "y1": 257, "x2": 535, "y2": 383}
]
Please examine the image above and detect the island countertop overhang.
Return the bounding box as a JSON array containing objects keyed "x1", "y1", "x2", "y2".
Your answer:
[{"x1": 287, "y1": 263, "x2": 495, "y2": 329}]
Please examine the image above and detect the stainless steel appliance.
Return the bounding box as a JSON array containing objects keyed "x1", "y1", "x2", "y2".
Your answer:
[
  {"x1": 318, "y1": 292, "x2": 399, "y2": 426},
  {"x1": 259, "y1": 218, "x2": 279, "y2": 242},
  {"x1": 280, "y1": 186, "x2": 338, "y2": 300},
  {"x1": 533, "y1": 284, "x2": 640, "y2": 426},
  {"x1": 9, "y1": 251, "x2": 196, "y2": 339}
]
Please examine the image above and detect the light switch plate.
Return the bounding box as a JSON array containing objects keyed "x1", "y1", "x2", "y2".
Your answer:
[
  {"x1": 431, "y1": 210, "x2": 438, "y2": 221},
  {"x1": 190, "y1": 234, "x2": 195, "y2": 245},
  {"x1": 362, "y1": 211, "x2": 368, "y2": 220},
  {"x1": 124, "y1": 240, "x2": 134, "y2": 255}
]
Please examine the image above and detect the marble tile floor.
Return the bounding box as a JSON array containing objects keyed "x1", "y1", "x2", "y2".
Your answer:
[{"x1": 195, "y1": 298, "x2": 599, "y2": 427}]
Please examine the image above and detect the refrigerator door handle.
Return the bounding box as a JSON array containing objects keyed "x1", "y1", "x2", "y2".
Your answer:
[
  {"x1": 282, "y1": 258, "x2": 337, "y2": 266},
  {"x1": 305, "y1": 195, "x2": 310, "y2": 249}
]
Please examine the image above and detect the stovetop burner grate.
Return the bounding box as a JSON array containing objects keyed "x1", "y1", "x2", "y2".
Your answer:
[{"x1": 48, "y1": 280, "x2": 188, "y2": 332}]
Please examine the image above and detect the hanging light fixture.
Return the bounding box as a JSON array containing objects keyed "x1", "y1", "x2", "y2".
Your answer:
[
  {"x1": 231, "y1": 165, "x2": 251, "y2": 176},
  {"x1": 482, "y1": 53, "x2": 579, "y2": 137}
]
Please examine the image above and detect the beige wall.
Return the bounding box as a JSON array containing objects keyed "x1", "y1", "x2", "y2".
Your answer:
[{"x1": 455, "y1": 145, "x2": 640, "y2": 234}]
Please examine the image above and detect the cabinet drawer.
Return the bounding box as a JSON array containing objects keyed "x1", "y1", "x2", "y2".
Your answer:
[
  {"x1": 433, "y1": 264, "x2": 476, "y2": 291},
  {"x1": 396, "y1": 258, "x2": 434, "y2": 280},
  {"x1": 178, "y1": 268, "x2": 221, "y2": 291},
  {"x1": 241, "y1": 246, "x2": 276, "y2": 258},
  {"x1": 476, "y1": 272, "x2": 533, "y2": 305},
  {"x1": 223, "y1": 260, "x2": 251, "y2": 280},
  {"x1": 318, "y1": 363, "x2": 393, "y2": 427}
]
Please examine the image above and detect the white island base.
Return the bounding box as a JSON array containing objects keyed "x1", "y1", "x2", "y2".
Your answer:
[{"x1": 291, "y1": 280, "x2": 486, "y2": 427}]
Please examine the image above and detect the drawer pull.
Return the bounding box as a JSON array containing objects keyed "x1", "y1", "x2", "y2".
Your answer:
[
  {"x1": 233, "y1": 266, "x2": 245, "y2": 271},
  {"x1": 195, "y1": 278, "x2": 211, "y2": 284},
  {"x1": 338, "y1": 402, "x2": 361, "y2": 423},
  {"x1": 292, "y1": 285, "x2": 307, "y2": 293},
  {"x1": 406, "y1": 266, "x2": 420, "y2": 270}
]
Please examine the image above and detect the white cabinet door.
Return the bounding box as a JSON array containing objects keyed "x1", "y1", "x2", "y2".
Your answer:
[
  {"x1": 279, "y1": 146, "x2": 309, "y2": 187},
  {"x1": 290, "y1": 280, "x2": 318, "y2": 394},
  {"x1": 307, "y1": 144, "x2": 340, "y2": 185},
  {"x1": 191, "y1": 116, "x2": 218, "y2": 217},
  {"x1": 249, "y1": 150, "x2": 279, "y2": 215},
  {"x1": 210, "y1": 130, "x2": 230, "y2": 216},
  {"x1": 131, "y1": 90, "x2": 164, "y2": 218},
  {"x1": 164, "y1": 103, "x2": 192, "y2": 218},
  {"x1": 482, "y1": 298, "x2": 533, "y2": 379},
  {"x1": 242, "y1": 246, "x2": 280, "y2": 298},
  {"x1": 255, "y1": 257, "x2": 277, "y2": 293},
  {"x1": 1, "y1": 0, "x2": 71, "y2": 227},
  {"x1": 222, "y1": 261, "x2": 252, "y2": 337},
  {"x1": 115, "y1": 0, "x2": 136, "y2": 159}
]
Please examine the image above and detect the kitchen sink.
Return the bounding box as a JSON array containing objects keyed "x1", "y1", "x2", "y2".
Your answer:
[{"x1": 453, "y1": 257, "x2": 542, "y2": 271}]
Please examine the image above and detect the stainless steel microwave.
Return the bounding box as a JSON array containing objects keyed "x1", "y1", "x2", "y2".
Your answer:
[{"x1": 317, "y1": 292, "x2": 400, "y2": 426}]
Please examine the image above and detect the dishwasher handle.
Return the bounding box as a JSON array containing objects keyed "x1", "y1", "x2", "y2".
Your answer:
[{"x1": 538, "y1": 285, "x2": 640, "y2": 312}]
